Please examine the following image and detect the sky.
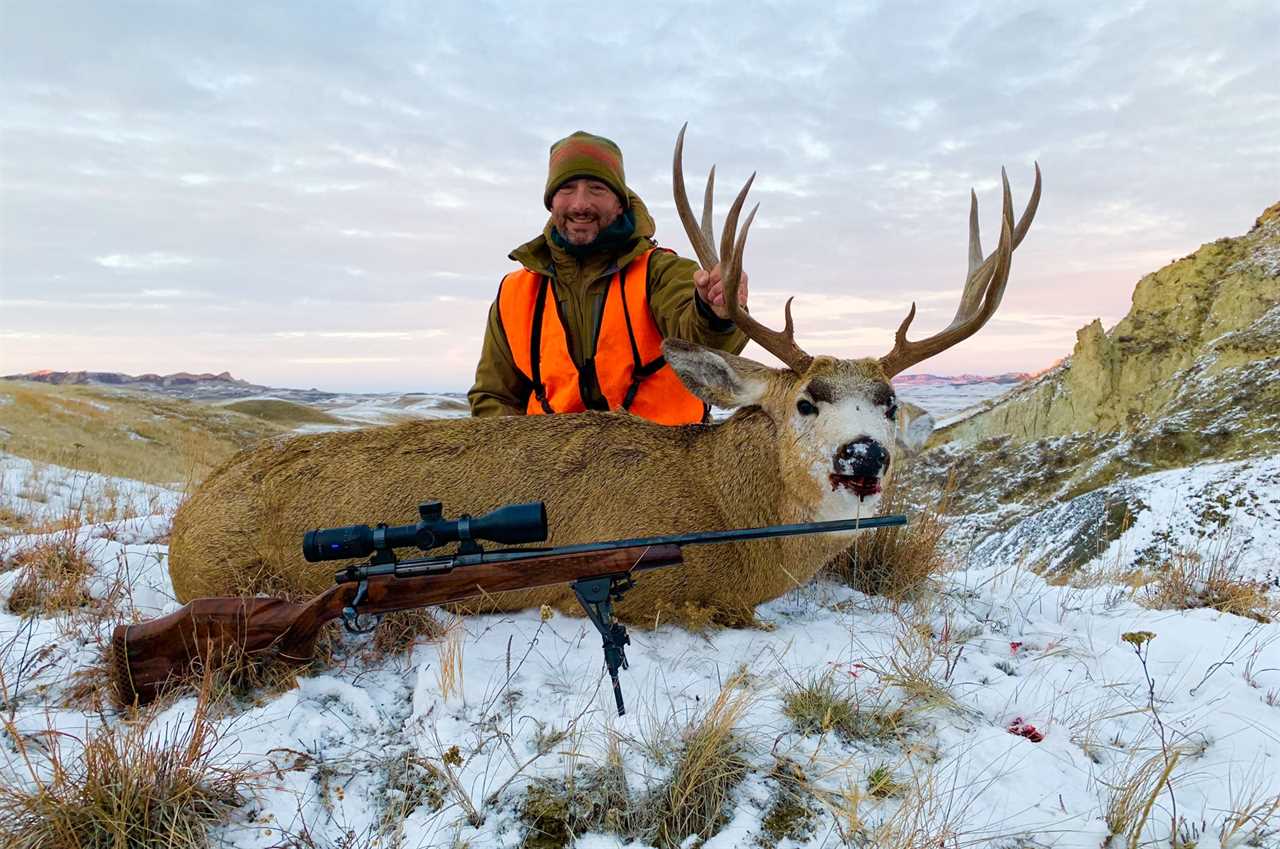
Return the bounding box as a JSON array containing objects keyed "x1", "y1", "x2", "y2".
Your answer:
[{"x1": 1, "y1": 1, "x2": 1277, "y2": 393}]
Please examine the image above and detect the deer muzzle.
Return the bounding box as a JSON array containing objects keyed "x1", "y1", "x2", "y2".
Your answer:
[{"x1": 830, "y1": 437, "x2": 890, "y2": 498}]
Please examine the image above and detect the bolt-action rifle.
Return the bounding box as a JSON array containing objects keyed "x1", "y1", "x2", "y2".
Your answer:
[{"x1": 111, "y1": 501, "x2": 906, "y2": 713}]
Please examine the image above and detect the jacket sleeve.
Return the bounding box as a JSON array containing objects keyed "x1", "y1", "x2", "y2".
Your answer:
[
  {"x1": 645, "y1": 250, "x2": 748, "y2": 355},
  {"x1": 467, "y1": 294, "x2": 533, "y2": 417}
]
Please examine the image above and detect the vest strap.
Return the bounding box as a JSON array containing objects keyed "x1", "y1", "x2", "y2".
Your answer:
[{"x1": 529, "y1": 277, "x2": 555, "y2": 414}]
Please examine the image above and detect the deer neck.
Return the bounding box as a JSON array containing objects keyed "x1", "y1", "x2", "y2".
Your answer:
[{"x1": 693, "y1": 408, "x2": 793, "y2": 528}]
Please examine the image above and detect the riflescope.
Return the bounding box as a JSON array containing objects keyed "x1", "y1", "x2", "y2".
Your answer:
[{"x1": 302, "y1": 500, "x2": 547, "y2": 563}]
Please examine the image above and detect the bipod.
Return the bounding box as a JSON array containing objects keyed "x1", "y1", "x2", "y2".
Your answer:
[{"x1": 572, "y1": 574, "x2": 634, "y2": 716}]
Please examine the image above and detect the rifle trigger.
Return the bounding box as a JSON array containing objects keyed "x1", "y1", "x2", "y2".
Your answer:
[{"x1": 341, "y1": 579, "x2": 380, "y2": 635}]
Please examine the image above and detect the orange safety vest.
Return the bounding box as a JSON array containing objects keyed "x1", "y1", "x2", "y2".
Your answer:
[{"x1": 497, "y1": 249, "x2": 707, "y2": 425}]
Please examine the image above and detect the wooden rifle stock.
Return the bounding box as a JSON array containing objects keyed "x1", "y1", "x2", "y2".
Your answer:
[{"x1": 111, "y1": 543, "x2": 682, "y2": 706}]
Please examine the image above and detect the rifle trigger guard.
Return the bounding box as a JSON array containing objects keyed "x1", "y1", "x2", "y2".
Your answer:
[
  {"x1": 572, "y1": 575, "x2": 633, "y2": 717},
  {"x1": 341, "y1": 579, "x2": 380, "y2": 635}
]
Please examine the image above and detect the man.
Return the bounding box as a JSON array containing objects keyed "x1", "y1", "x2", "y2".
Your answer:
[{"x1": 467, "y1": 130, "x2": 750, "y2": 423}]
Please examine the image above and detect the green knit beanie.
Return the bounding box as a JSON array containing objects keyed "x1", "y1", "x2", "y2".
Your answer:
[{"x1": 543, "y1": 131, "x2": 628, "y2": 210}]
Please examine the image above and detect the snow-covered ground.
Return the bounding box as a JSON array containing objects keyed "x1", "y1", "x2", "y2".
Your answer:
[{"x1": 2, "y1": 455, "x2": 1278, "y2": 848}]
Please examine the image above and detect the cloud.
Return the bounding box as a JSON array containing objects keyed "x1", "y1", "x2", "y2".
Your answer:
[
  {"x1": 2, "y1": 0, "x2": 1275, "y2": 386},
  {"x1": 286, "y1": 357, "x2": 402, "y2": 364},
  {"x1": 273, "y1": 330, "x2": 445, "y2": 340},
  {"x1": 94, "y1": 253, "x2": 194, "y2": 271}
]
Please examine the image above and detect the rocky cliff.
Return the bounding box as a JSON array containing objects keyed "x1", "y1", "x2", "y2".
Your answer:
[
  {"x1": 944, "y1": 201, "x2": 1279, "y2": 448},
  {"x1": 908, "y1": 203, "x2": 1280, "y2": 570}
]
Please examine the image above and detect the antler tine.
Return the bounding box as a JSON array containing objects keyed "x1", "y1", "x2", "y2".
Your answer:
[
  {"x1": 961, "y1": 163, "x2": 1041, "y2": 298},
  {"x1": 967, "y1": 189, "x2": 983, "y2": 275},
  {"x1": 722, "y1": 200, "x2": 815, "y2": 374},
  {"x1": 879, "y1": 166, "x2": 1032, "y2": 378},
  {"x1": 700, "y1": 166, "x2": 717, "y2": 257},
  {"x1": 719, "y1": 172, "x2": 756, "y2": 271},
  {"x1": 673, "y1": 123, "x2": 720, "y2": 270}
]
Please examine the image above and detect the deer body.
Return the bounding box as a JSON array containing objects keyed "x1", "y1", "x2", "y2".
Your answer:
[
  {"x1": 171, "y1": 397, "x2": 886, "y2": 624},
  {"x1": 168, "y1": 128, "x2": 1040, "y2": 627}
]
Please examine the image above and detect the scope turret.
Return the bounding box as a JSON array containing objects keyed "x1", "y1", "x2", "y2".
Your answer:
[{"x1": 302, "y1": 501, "x2": 548, "y2": 563}]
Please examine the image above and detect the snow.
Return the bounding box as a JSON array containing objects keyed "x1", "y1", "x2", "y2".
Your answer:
[{"x1": 2, "y1": 457, "x2": 1278, "y2": 848}]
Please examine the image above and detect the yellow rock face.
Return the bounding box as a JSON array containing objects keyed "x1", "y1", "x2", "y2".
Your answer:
[{"x1": 940, "y1": 203, "x2": 1280, "y2": 449}]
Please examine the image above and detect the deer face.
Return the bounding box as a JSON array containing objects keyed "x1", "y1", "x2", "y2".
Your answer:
[{"x1": 665, "y1": 342, "x2": 921, "y2": 519}]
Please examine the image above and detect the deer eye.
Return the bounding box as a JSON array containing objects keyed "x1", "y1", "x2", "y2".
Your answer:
[
  {"x1": 796, "y1": 399, "x2": 818, "y2": 417},
  {"x1": 885, "y1": 401, "x2": 898, "y2": 421}
]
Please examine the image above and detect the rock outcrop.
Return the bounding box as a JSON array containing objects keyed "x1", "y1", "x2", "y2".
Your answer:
[
  {"x1": 908, "y1": 203, "x2": 1280, "y2": 570},
  {"x1": 942, "y1": 201, "x2": 1279, "y2": 449}
]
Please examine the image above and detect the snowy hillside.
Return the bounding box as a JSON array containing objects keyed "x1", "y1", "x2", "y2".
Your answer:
[{"x1": 1, "y1": 453, "x2": 1277, "y2": 848}]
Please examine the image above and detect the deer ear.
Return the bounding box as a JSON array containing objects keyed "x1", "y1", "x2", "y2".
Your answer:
[
  {"x1": 663, "y1": 339, "x2": 772, "y2": 409},
  {"x1": 895, "y1": 403, "x2": 935, "y2": 455}
]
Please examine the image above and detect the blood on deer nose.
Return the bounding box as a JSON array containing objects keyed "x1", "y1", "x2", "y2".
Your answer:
[{"x1": 834, "y1": 437, "x2": 890, "y2": 477}]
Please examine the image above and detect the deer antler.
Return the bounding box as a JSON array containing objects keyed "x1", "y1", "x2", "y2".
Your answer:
[
  {"x1": 879, "y1": 164, "x2": 1042, "y2": 378},
  {"x1": 673, "y1": 124, "x2": 814, "y2": 374}
]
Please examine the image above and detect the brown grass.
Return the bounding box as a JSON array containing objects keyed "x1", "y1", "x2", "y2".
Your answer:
[
  {"x1": 3, "y1": 529, "x2": 95, "y2": 616},
  {"x1": 643, "y1": 672, "x2": 754, "y2": 848},
  {"x1": 780, "y1": 670, "x2": 911, "y2": 743},
  {"x1": 1137, "y1": 540, "x2": 1276, "y2": 623},
  {"x1": 825, "y1": 470, "x2": 953, "y2": 599},
  {"x1": 0, "y1": 669, "x2": 260, "y2": 849},
  {"x1": 0, "y1": 379, "x2": 280, "y2": 488},
  {"x1": 367, "y1": 608, "x2": 447, "y2": 660}
]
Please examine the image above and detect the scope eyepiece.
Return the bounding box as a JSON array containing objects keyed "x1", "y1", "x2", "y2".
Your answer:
[{"x1": 302, "y1": 501, "x2": 548, "y2": 563}]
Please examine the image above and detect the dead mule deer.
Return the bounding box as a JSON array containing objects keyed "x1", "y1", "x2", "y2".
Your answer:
[{"x1": 168, "y1": 128, "x2": 1040, "y2": 626}]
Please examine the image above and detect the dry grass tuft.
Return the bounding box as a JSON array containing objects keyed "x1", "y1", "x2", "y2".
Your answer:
[
  {"x1": 0, "y1": 670, "x2": 259, "y2": 849},
  {"x1": 1101, "y1": 748, "x2": 1186, "y2": 846},
  {"x1": 1137, "y1": 540, "x2": 1276, "y2": 623},
  {"x1": 436, "y1": 616, "x2": 466, "y2": 703},
  {"x1": 518, "y1": 758, "x2": 631, "y2": 848},
  {"x1": 643, "y1": 672, "x2": 754, "y2": 848},
  {"x1": 3, "y1": 530, "x2": 95, "y2": 615},
  {"x1": 368, "y1": 608, "x2": 447, "y2": 660},
  {"x1": 826, "y1": 471, "x2": 953, "y2": 599},
  {"x1": 781, "y1": 670, "x2": 911, "y2": 743},
  {"x1": 756, "y1": 757, "x2": 821, "y2": 846}
]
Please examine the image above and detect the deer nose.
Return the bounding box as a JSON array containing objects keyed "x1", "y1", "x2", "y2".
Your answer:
[{"x1": 834, "y1": 437, "x2": 890, "y2": 477}]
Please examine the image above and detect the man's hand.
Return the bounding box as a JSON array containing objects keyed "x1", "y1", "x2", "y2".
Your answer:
[{"x1": 693, "y1": 264, "x2": 749, "y2": 321}]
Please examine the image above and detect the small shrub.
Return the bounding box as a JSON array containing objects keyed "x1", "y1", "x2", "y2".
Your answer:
[
  {"x1": 376, "y1": 752, "x2": 446, "y2": 836},
  {"x1": 1138, "y1": 542, "x2": 1275, "y2": 623},
  {"x1": 519, "y1": 763, "x2": 630, "y2": 849},
  {"x1": 865, "y1": 762, "x2": 908, "y2": 799},
  {"x1": 756, "y1": 757, "x2": 820, "y2": 847}
]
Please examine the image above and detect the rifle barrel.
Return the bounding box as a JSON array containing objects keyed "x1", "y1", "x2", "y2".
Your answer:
[{"x1": 374, "y1": 514, "x2": 907, "y2": 579}]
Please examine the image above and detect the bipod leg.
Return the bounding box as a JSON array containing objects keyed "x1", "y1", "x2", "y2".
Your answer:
[{"x1": 571, "y1": 575, "x2": 634, "y2": 716}]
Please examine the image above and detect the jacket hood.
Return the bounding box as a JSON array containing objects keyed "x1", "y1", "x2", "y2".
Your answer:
[{"x1": 509, "y1": 188, "x2": 657, "y2": 277}]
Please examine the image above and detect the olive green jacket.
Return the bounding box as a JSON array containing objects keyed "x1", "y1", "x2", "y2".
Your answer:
[{"x1": 467, "y1": 191, "x2": 748, "y2": 417}]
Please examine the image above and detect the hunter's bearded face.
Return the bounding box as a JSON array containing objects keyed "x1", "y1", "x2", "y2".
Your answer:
[{"x1": 550, "y1": 177, "x2": 624, "y2": 245}]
